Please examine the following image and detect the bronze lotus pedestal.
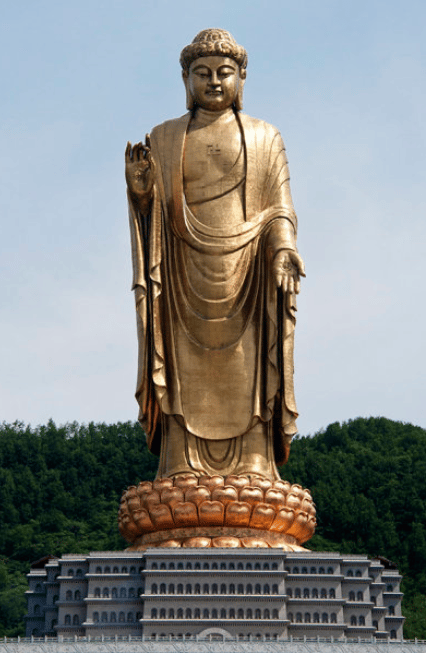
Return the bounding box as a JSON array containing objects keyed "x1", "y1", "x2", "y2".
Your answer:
[
  {"x1": 121, "y1": 29, "x2": 315, "y2": 552},
  {"x1": 119, "y1": 474, "x2": 316, "y2": 550}
]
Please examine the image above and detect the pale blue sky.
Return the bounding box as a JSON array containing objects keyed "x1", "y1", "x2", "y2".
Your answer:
[{"x1": 1, "y1": 0, "x2": 425, "y2": 436}]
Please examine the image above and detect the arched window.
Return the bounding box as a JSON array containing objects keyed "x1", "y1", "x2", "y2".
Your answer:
[
  {"x1": 246, "y1": 584, "x2": 253, "y2": 594},
  {"x1": 66, "y1": 590, "x2": 72, "y2": 601},
  {"x1": 347, "y1": 569, "x2": 353, "y2": 577},
  {"x1": 203, "y1": 562, "x2": 209, "y2": 569},
  {"x1": 349, "y1": 591, "x2": 355, "y2": 601},
  {"x1": 151, "y1": 608, "x2": 158, "y2": 619},
  {"x1": 287, "y1": 588, "x2": 292, "y2": 598},
  {"x1": 130, "y1": 566, "x2": 136, "y2": 574},
  {"x1": 111, "y1": 612, "x2": 116, "y2": 622},
  {"x1": 119, "y1": 611, "x2": 125, "y2": 622},
  {"x1": 263, "y1": 583, "x2": 270, "y2": 594},
  {"x1": 255, "y1": 608, "x2": 261, "y2": 619},
  {"x1": 313, "y1": 612, "x2": 320, "y2": 623},
  {"x1": 212, "y1": 608, "x2": 218, "y2": 619},
  {"x1": 272, "y1": 563, "x2": 278, "y2": 570},
  {"x1": 321, "y1": 588, "x2": 327, "y2": 598},
  {"x1": 95, "y1": 567, "x2": 101, "y2": 574},
  {"x1": 391, "y1": 630, "x2": 397, "y2": 639},
  {"x1": 212, "y1": 584, "x2": 218, "y2": 594},
  {"x1": 310, "y1": 566, "x2": 316, "y2": 574},
  {"x1": 101, "y1": 612, "x2": 107, "y2": 623},
  {"x1": 319, "y1": 567, "x2": 325, "y2": 575},
  {"x1": 305, "y1": 613, "x2": 311, "y2": 623},
  {"x1": 152, "y1": 562, "x2": 158, "y2": 570},
  {"x1": 68, "y1": 569, "x2": 74, "y2": 577},
  {"x1": 373, "y1": 619, "x2": 378, "y2": 629},
  {"x1": 102, "y1": 588, "x2": 109, "y2": 598},
  {"x1": 194, "y1": 608, "x2": 200, "y2": 618},
  {"x1": 389, "y1": 605, "x2": 395, "y2": 615},
  {"x1": 113, "y1": 566, "x2": 119, "y2": 573},
  {"x1": 230, "y1": 608, "x2": 235, "y2": 618},
  {"x1": 169, "y1": 562, "x2": 175, "y2": 569},
  {"x1": 293, "y1": 566, "x2": 299, "y2": 574},
  {"x1": 212, "y1": 562, "x2": 218, "y2": 570},
  {"x1": 64, "y1": 614, "x2": 71, "y2": 625},
  {"x1": 220, "y1": 608, "x2": 226, "y2": 619},
  {"x1": 296, "y1": 612, "x2": 302, "y2": 623},
  {"x1": 94, "y1": 587, "x2": 101, "y2": 598},
  {"x1": 127, "y1": 612, "x2": 133, "y2": 622},
  {"x1": 355, "y1": 570, "x2": 362, "y2": 577},
  {"x1": 121, "y1": 566, "x2": 127, "y2": 573},
  {"x1": 53, "y1": 595, "x2": 59, "y2": 604},
  {"x1": 238, "y1": 584, "x2": 244, "y2": 594},
  {"x1": 272, "y1": 584, "x2": 278, "y2": 594},
  {"x1": 160, "y1": 584, "x2": 166, "y2": 594},
  {"x1": 194, "y1": 562, "x2": 200, "y2": 569},
  {"x1": 263, "y1": 563, "x2": 269, "y2": 570},
  {"x1": 288, "y1": 612, "x2": 293, "y2": 623},
  {"x1": 203, "y1": 583, "x2": 209, "y2": 594},
  {"x1": 387, "y1": 584, "x2": 393, "y2": 592},
  {"x1": 220, "y1": 583, "x2": 226, "y2": 594},
  {"x1": 255, "y1": 584, "x2": 261, "y2": 594},
  {"x1": 322, "y1": 613, "x2": 329, "y2": 623},
  {"x1": 371, "y1": 595, "x2": 376, "y2": 604},
  {"x1": 327, "y1": 567, "x2": 333, "y2": 574},
  {"x1": 357, "y1": 591, "x2": 363, "y2": 601},
  {"x1": 264, "y1": 609, "x2": 270, "y2": 619},
  {"x1": 120, "y1": 587, "x2": 127, "y2": 598},
  {"x1": 255, "y1": 563, "x2": 261, "y2": 570},
  {"x1": 229, "y1": 562, "x2": 235, "y2": 569},
  {"x1": 177, "y1": 608, "x2": 183, "y2": 619},
  {"x1": 359, "y1": 615, "x2": 365, "y2": 625},
  {"x1": 185, "y1": 608, "x2": 192, "y2": 619},
  {"x1": 168, "y1": 583, "x2": 174, "y2": 594},
  {"x1": 331, "y1": 613, "x2": 337, "y2": 623},
  {"x1": 272, "y1": 609, "x2": 279, "y2": 619},
  {"x1": 160, "y1": 608, "x2": 166, "y2": 618},
  {"x1": 168, "y1": 608, "x2": 174, "y2": 618},
  {"x1": 238, "y1": 608, "x2": 244, "y2": 618},
  {"x1": 246, "y1": 608, "x2": 253, "y2": 619},
  {"x1": 160, "y1": 562, "x2": 166, "y2": 570},
  {"x1": 203, "y1": 608, "x2": 209, "y2": 619},
  {"x1": 74, "y1": 590, "x2": 81, "y2": 600},
  {"x1": 237, "y1": 562, "x2": 243, "y2": 570},
  {"x1": 104, "y1": 566, "x2": 110, "y2": 574},
  {"x1": 329, "y1": 588, "x2": 335, "y2": 598},
  {"x1": 295, "y1": 588, "x2": 301, "y2": 598},
  {"x1": 303, "y1": 588, "x2": 310, "y2": 598},
  {"x1": 151, "y1": 583, "x2": 157, "y2": 594},
  {"x1": 350, "y1": 615, "x2": 357, "y2": 626},
  {"x1": 129, "y1": 588, "x2": 135, "y2": 598},
  {"x1": 186, "y1": 584, "x2": 192, "y2": 594},
  {"x1": 186, "y1": 562, "x2": 192, "y2": 569},
  {"x1": 301, "y1": 566, "x2": 308, "y2": 574},
  {"x1": 246, "y1": 562, "x2": 252, "y2": 570},
  {"x1": 93, "y1": 612, "x2": 99, "y2": 623},
  {"x1": 194, "y1": 583, "x2": 200, "y2": 594},
  {"x1": 312, "y1": 588, "x2": 318, "y2": 598}
]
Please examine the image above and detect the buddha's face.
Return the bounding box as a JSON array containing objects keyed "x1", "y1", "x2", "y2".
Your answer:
[{"x1": 185, "y1": 56, "x2": 241, "y2": 111}]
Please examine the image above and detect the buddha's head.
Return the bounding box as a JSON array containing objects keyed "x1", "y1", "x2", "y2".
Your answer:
[{"x1": 180, "y1": 29, "x2": 248, "y2": 111}]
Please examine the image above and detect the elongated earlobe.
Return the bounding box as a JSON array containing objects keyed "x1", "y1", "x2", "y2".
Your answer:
[
  {"x1": 182, "y1": 72, "x2": 194, "y2": 110},
  {"x1": 235, "y1": 75, "x2": 245, "y2": 111}
]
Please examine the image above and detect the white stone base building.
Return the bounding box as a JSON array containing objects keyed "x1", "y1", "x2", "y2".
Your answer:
[{"x1": 25, "y1": 549, "x2": 404, "y2": 641}]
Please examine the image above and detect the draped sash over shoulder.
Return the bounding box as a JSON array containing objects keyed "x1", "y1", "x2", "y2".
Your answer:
[{"x1": 128, "y1": 111, "x2": 299, "y2": 466}]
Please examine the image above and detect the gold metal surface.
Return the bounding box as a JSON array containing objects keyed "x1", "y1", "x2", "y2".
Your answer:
[{"x1": 123, "y1": 29, "x2": 312, "y2": 548}]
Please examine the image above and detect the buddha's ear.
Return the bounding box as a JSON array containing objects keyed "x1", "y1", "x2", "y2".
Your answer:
[
  {"x1": 235, "y1": 69, "x2": 246, "y2": 111},
  {"x1": 182, "y1": 70, "x2": 194, "y2": 110}
]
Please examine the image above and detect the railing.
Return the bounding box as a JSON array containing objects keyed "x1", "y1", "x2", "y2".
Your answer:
[{"x1": 2, "y1": 635, "x2": 426, "y2": 644}]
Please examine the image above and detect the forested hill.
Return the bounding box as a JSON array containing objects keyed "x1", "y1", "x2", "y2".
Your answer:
[{"x1": 0, "y1": 417, "x2": 425, "y2": 637}]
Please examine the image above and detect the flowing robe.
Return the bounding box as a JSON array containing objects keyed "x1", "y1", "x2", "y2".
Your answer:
[{"x1": 128, "y1": 110, "x2": 300, "y2": 477}]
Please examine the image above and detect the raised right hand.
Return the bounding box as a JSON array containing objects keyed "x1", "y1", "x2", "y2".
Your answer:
[{"x1": 125, "y1": 134, "x2": 154, "y2": 198}]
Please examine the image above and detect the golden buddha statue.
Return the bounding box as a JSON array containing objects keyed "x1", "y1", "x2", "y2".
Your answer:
[{"x1": 120, "y1": 30, "x2": 314, "y2": 550}]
